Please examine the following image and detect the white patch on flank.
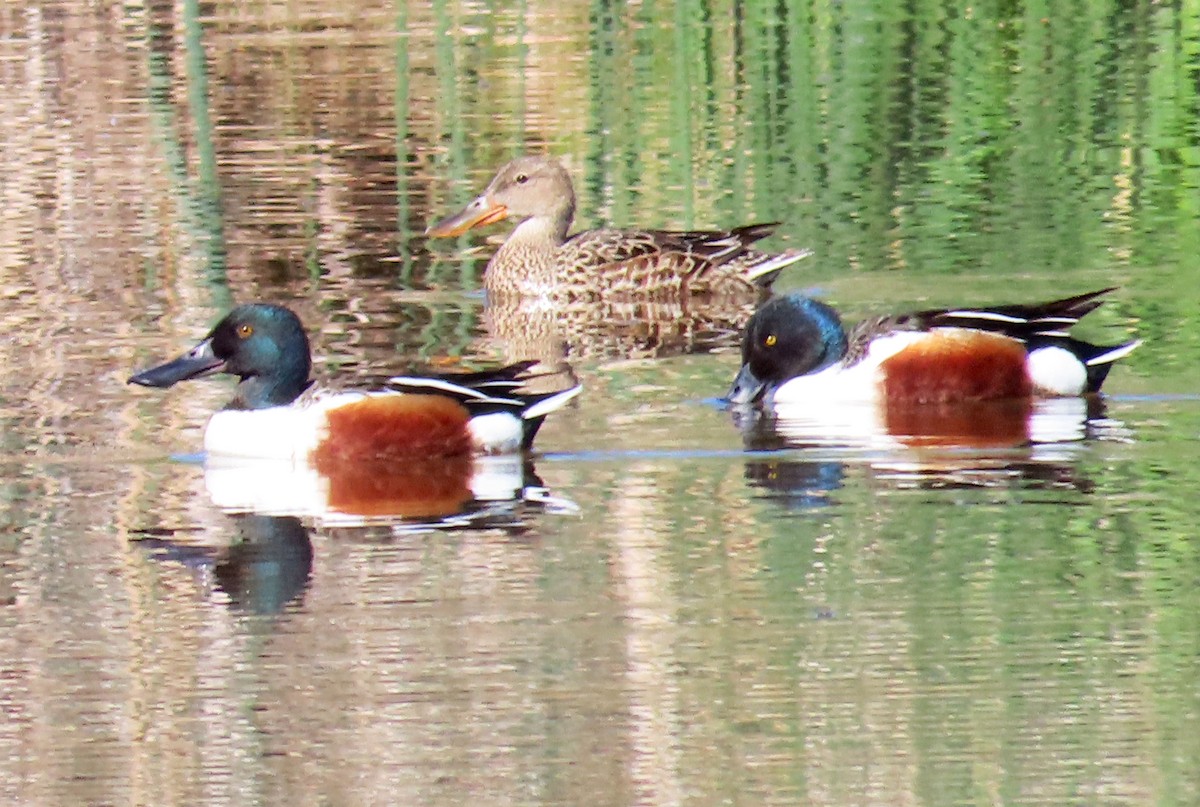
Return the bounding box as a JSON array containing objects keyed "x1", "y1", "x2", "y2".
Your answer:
[
  {"x1": 469, "y1": 383, "x2": 580, "y2": 452},
  {"x1": 1026, "y1": 345, "x2": 1087, "y2": 396},
  {"x1": 468, "y1": 412, "x2": 524, "y2": 454}
]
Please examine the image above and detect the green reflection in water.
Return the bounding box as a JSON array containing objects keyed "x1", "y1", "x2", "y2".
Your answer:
[
  {"x1": 141, "y1": 0, "x2": 229, "y2": 302},
  {"x1": 395, "y1": 0, "x2": 414, "y2": 282},
  {"x1": 181, "y1": 0, "x2": 225, "y2": 289}
]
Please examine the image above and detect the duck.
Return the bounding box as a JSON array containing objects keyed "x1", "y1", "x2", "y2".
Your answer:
[
  {"x1": 128, "y1": 303, "x2": 581, "y2": 462},
  {"x1": 425, "y1": 155, "x2": 811, "y2": 298},
  {"x1": 727, "y1": 287, "x2": 1140, "y2": 407}
]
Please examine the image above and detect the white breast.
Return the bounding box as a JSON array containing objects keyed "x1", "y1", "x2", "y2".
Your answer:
[{"x1": 203, "y1": 396, "x2": 354, "y2": 461}]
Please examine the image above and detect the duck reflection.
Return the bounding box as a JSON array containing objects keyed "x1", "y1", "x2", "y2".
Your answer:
[
  {"x1": 133, "y1": 514, "x2": 314, "y2": 614},
  {"x1": 203, "y1": 453, "x2": 575, "y2": 530},
  {"x1": 483, "y1": 293, "x2": 764, "y2": 364},
  {"x1": 743, "y1": 458, "x2": 846, "y2": 510},
  {"x1": 735, "y1": 395, "x2": 1127, "y2": 496},
  {"x1": 215, "y1": 515, "x2": 313, "y2": 612}
]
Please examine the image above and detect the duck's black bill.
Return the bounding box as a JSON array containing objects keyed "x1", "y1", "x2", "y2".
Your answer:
[
  {"x1": 726, "y1": 364, "x2": 766, "y2": 406},
  {"x1": 128, "y1": 339, "x2": 224, "y2": 388}
]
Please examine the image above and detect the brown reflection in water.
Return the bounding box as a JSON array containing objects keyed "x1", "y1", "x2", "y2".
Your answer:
[
  {"x1": 883, "y1": 398, "x2": 1034, "y2": 449},
  {"x1": 315, "y1": 455, "x2": 475, "y2": 518},
  {"x1": 483, "y1": 294, "x2": 758, "y2": 366}
]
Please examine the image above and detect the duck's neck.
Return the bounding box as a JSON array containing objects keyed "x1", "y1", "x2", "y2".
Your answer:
[
  {"x1": 227, "y1": 374, "x2": 312, "y2": 410},
  {"x1": 487, "y1": 212, "x2": 572, "y2": 294}
]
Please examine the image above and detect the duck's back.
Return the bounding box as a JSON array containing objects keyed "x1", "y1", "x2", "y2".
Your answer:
[{"x1": 491, "y1": 223, "x2": 802, "y2": 299}]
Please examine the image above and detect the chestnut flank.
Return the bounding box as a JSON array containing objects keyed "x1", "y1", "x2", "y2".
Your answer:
[
  {"x1": 881, "y1": 331, "x2": 1032, "y2": 404},
  {"x1": 311, "y1": 394, "x2": 473, "y2": 465}
]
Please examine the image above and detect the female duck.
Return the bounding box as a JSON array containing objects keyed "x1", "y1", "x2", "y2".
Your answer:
[
  {"x1": 129, "y1": 304, "x2": 580, "y2": 462},
  {"x1": 426, "y1": 155, "x2": 810, "y2": 298}
]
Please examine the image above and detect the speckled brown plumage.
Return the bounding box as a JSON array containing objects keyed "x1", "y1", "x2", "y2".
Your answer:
[
  {"x1": 427, "y1": 156, "x2": 810, "y2": 299},
  {"x1": 481, "y1": 291, "x2": 762, "y2": 367}
]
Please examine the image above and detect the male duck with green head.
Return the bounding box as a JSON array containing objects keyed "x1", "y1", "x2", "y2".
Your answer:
[{"x1": 129, "y1": 303, "x2": 580, "y2": 463}]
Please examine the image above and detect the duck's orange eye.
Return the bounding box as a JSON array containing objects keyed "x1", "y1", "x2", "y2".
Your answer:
[
  {"x1": 237, "y1": 323, "x2": 254, "y2": 338},
  {"x1": 764, "y1": 334, "x2": 777, "y2": 347}
]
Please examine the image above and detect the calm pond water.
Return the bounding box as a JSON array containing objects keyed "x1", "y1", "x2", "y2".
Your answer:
[{"x1": 2, "y1": 1, "x2": 1199, "y2": 805}]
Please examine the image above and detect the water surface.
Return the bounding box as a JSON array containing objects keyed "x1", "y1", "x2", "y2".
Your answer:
[{"x1": 1, "y1": 2, "x2": 1198, "y2": 805}]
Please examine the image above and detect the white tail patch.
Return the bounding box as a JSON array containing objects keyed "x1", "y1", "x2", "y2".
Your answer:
[
  {"x1": 1027, "y1": 346, "x2": 1087, "y2": 396},
  {"x1": 468, "y1": 412, "x2": 525, "y2": 454},
  {"x1": 744, "y1": 248, "x2": 813, "y2": 281},
  {"x1": 1086, "y1": 340, "x2": 1141, "y2": 366},
  {"x1": 470, "y1": 383, "x2": 580, "y2": 452}
]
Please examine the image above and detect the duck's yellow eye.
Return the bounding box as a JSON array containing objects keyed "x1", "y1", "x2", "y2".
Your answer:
[
  {"x1": 764, "y1": 334, "x2": 777, "y2": 347},
  {"x1": 237, "y1": 323, "x2": 254, "y2": 338}
]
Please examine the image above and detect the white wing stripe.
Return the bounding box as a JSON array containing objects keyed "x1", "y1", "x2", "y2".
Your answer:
[
  {"x1": 941, "y1": 310, "x2": 1027, "y2": 324},
  {"x1": 386, "y1": 376, "x2": 496, "y2": 400},
  {"x1": 1085, "y1": 340, "x2": 1142, "y2": 366},
  {"x1": 522, "y1": 385, "x2": 582, "y2": 420}
]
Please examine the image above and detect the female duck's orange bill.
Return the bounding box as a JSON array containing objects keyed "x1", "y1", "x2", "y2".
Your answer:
[{"x1": 426, "y1": 194, "x2": 509, "y2": 237}]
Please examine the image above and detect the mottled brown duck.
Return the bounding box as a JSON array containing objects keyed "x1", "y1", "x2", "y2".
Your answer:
[{"x1": 426, "y1": 156, "x2": 810, "y2": 298}]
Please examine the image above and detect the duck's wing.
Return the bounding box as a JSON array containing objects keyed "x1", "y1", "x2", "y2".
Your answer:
[
  {"x1": 387, "y1": 361, "x2": 580, "y2": 416},
  {"x1": 915, "y1": 287, "x2": 1119, "y2": 339},
  {"x1": 846, "y1": 287, "x2": 1120, "y2": 350},
  {"x1": 560, "y1": 222, "x2": 807, "y2": 294},
  {"x1": 386, "y1": 361, "x2": 538, "y2": 405}
]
